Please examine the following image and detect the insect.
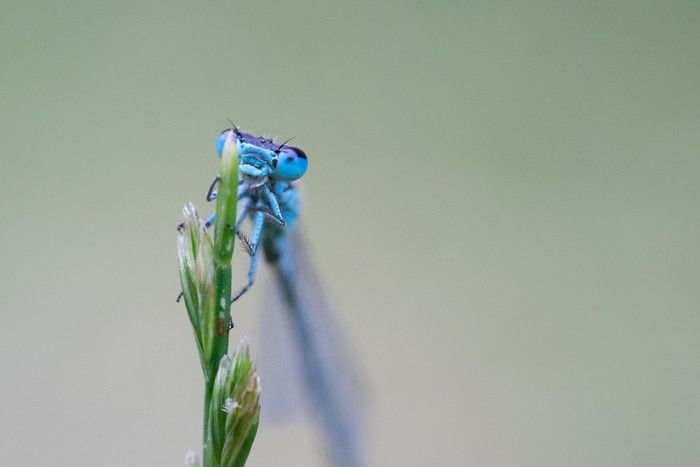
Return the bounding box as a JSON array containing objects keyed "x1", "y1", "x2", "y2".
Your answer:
[
  {"x1": 206, "y1": 126, "x2": 365, "y2": 467},
  {"x1": 205, "y1": 126, "x2": 308, "y2": 302}
]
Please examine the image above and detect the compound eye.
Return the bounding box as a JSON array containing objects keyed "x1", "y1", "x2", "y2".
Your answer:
[
  {"x1": 290, "y1": 147, "x2": 307, "y2": 160},
  {"x1": 275, "y1": 146, "x2": 308, "y2": 181},
  {"x1": 215, "y1": 129, "x2": 237, "y2": 157}
]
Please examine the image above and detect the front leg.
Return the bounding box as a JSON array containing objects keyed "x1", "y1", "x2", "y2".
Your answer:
[
  {"x1": 246, "y1": 205, "x2": 285, "y2": 226},
  {"x1": 207, "y1": 178, "x2": 250, "y2": 202},
  {"x1": 231, "y1": 209, "x2": 265, "y2": 303},
  {"x1": 231, "y1": 249, "x2": 260, "y2": 304},
  {"x1": 204, "y1": 202, "x2": 255, "y2": 255},
  {"x1": 260, "y1": 184, "x2": 286, "y2": 226},
  {"x1": 205, "y1": 198, "x2": 251, "y2": 228},
  {"x1": 205, "y1": 176, "x2": 220, "y2": 202}
]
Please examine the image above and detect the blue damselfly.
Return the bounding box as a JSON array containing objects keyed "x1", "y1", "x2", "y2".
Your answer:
[{"x1": 205, "y1": 127, "x2": 365, "y2": 467}]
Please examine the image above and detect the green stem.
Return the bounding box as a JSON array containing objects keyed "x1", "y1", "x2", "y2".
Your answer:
[
  {"x1": 203, "y1": 374, "x2": 214, "y2": 452},
  {"x1": 204, "y1": 131, "x2": 238, "y2": 466}
]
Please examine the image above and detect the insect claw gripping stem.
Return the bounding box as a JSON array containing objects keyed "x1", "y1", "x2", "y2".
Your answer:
[{"x1": 206, "y1": 176, "x2": 220, "y2": 202}]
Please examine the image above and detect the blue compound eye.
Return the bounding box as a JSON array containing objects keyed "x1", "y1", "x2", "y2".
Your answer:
[
  {"x1": 274, "y1": 147, "x2": 308, "y2": 181},
  {"x1": 216, "y1": 129, "x2": 237, "y2": 157}
]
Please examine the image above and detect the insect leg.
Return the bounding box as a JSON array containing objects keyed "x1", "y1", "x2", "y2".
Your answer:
[
  {"x1": 205, "y1": 193, "x2": 250, "y2": 226},
  {"x1": 204, "y1": 213, "x2": 216, "y2": 227},
  {"x1": 263, "y1": 185, "x2": 285, "y2": 224},
  {"x1": 231, "y1": 209, "x2": 265, "y2": 303},
  {"x1": 231, "y1": 249, "x2": 260, "y2": 303},
  {"x1": 203, "y1": 201, "x2": 254, "y2": 256},
  {"x1": 248, "y1": 206, "x2": 265, "y2": 254},
  {"x1": 246, "y1": 205, "x2": 285, "y2": 226},
  {"x1": 238, "y1": 182, "x2": 252, "y2": 200},
  {"x1": 205, "y1": 176, "x2": 220, "y2": 201},
  {"x1": 235, "y1": 201, "x2": 251, "y2": 228},
  {"x1": 207, "y1": 178, "x2": 250, "y2": 203}
]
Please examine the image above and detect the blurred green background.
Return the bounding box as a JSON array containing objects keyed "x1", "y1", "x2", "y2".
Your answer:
[{"x1": 1, "y1": 0, "x2": 699, "y2": 465}]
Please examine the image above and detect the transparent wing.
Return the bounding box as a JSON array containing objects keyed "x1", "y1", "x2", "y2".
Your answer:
[
  {"x1": 258, "y1": 226, "x2": 365, "y2": 467},
  {"x1": 257, "y1": 265, "x2": 306, "y2": 421}
]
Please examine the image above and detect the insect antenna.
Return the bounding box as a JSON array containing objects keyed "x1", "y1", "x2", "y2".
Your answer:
[
  {"x1": 275, "y1": 136, "x2": 295, "y2": 153},
  {"x1": 226, "y1": 118, "x2": 242, "y2": 136}
]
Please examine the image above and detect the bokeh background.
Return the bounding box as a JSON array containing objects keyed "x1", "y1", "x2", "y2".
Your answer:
[{"x1": 1, "y1": 1, "x2": 699, "y2": 466}]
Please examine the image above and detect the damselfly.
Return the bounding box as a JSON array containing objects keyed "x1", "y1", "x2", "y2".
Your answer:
[{"x1": 205, "y1": 127, "x2": 364, "y2": 467}]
